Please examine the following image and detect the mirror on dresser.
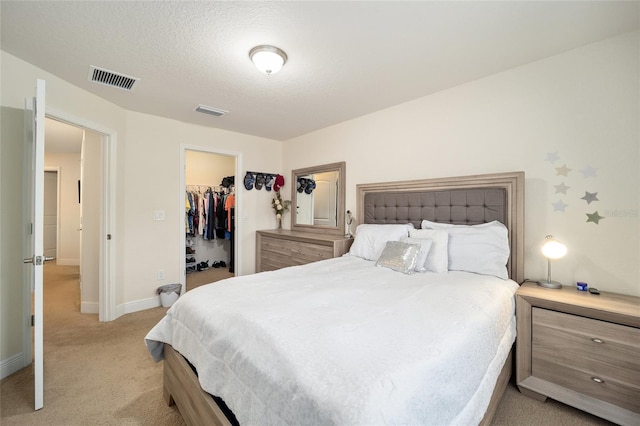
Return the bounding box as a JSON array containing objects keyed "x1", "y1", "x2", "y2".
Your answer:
[{"x1": 291, "y1": 161, "x2": 346, "y2": 236}]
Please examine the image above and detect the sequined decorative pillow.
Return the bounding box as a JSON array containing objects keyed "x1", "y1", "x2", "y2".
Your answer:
[{"x1": 375, "y1": 241, "x2": 420, "y2": 274}]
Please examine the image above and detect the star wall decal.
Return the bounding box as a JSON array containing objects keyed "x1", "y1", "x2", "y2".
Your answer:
[
  {"x1": 545, "y1": 152, "x2": 560, "y2": 164},
  {"x1": 580, "y1": 165, "x2": 598, "y2": 178},
  {"x1": 586, "y1": 211, "x2": 605, "y2": 224},
  {"x1": 555, "y1": 164, "x2": 572, "y2": 177},
  {"x1": 552, "y1": 200, "x2": 568, "y2": 212},
  {"x1": 554, "y1": 182, "x2": 570, "y2": 194},
  {"x1": 581, "y1": 191, "x2": 599, "y2": 204}
]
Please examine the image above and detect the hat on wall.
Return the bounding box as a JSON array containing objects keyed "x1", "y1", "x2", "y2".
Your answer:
[
  {"x1": 243, "y1": 172, "x2": 255, "y2": 191},
  {"x1": 264, "y1": 174, "x2": 275, "y2": 191},
  {"x1": 273, "y1": 174, "x2": 285, "y2": 192},
  {"x1": 255, "y1": 173, "x2": 265, "y2": 190}
]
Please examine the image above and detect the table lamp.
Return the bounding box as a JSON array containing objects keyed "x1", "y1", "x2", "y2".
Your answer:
[{"x1": 537, "y1": 235, "x2": 567, "y2": 289}]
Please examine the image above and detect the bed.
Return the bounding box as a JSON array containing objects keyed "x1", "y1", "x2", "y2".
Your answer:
[{"x1": 145, "y1": 171, "x2": 525, "y2": 425}]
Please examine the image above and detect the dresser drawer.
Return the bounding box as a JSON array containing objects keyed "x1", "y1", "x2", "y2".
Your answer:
[
  {"x1": 290, "y1": 241, "x2": 334, "y2": 265},
  {"x1": 261, "y1": 236, "x2": 291, "y2": 255},
  {"x1": 260, "y1": 251, "x2": 295, "y2": 272},
  {"x1": 532, "y1": 307, "x2": 640, "y2": 412}
]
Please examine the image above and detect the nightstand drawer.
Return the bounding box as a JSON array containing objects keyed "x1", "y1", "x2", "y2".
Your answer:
[
  {"x1": 532, "y1": 307, "x2": 640, "y2": 412},
  {"x1": 533, "y1": 357, "x2": 640, "y2": 413},
  {"x1": 532, "y1": 308, "x2": 640, "y2": 371}
]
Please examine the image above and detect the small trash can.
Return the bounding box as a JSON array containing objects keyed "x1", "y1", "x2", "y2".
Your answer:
[{"x1": 157, "y1": 283, "x2": 182, "y2": 308}]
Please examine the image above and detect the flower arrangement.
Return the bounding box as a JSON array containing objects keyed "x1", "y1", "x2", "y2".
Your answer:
[{"x1": 271, "y1": 190, "x2": 291, "y2": 227}]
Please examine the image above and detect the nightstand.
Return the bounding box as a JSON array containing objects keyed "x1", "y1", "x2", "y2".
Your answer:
[{"x1": 515, "y1": 282, "x2": 640, "y2": 425}]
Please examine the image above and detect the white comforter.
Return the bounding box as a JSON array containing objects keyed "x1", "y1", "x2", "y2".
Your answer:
[{"x1": 145, "y1": 255, "x2": 518, "y2": 426}]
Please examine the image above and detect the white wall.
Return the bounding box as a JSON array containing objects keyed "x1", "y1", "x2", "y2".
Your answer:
[
  {"x1": 120, "y1": 111, "x2": 282, "y2": 304},
  {"x1": 284, "y1": 32, "x2": 640, "y2": 297},
  {"x1": 44, "y1": 152, "x2": 81, "y2": 265}
]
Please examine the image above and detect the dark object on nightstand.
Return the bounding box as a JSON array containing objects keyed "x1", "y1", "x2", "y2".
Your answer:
[{"x1": 588, "y1": 287, "x2": 600, "y2": 295}]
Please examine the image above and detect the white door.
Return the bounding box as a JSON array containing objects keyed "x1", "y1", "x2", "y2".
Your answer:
[
  {"x1": 312, "y1": 171, "x2": 338, "y2": 227},
  {"x1": 24, "y1": 79, "x2": 48, "y2": 410}
]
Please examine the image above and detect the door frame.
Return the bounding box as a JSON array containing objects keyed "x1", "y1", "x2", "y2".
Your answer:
[
  {"x1": 43, "y1": 107, "x2": 116, "y2": 322},
  {"x1": 180, "y1": 144, "x2": 243, "y2": 291}
]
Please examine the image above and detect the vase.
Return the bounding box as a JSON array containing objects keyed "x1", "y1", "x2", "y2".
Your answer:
[{"x1": 277, "y1": 218, "x2": 282, "y2": 229}]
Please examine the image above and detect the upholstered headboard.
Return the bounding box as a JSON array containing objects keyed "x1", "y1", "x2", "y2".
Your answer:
[{"x1": 356, "y1": 172, "x2": 524, "y2": 283}]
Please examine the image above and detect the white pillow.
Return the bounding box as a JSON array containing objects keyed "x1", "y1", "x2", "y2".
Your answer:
[
  {"x1": 408, "y1": 229, "x2": 448, "y2": 273},
  {"x1": 401, "y1": 237, "x2": 433, "y2": 273},
  {"x1": 421, "y1": 220, "x2": 509, "y2": 279},
  {"x1": 349, "y1": 223, "x2": 413, "y2": 261},
  {"x1": 375, "y1": 241, "x2": 421, "y2": 274}
]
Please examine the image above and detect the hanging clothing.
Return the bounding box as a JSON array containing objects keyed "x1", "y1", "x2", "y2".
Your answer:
[
  {"x1": 185, "y1": 193, "x2": 190, "y2": 234},
  {"x1": 206, "y1": 190, "x2": 217, "y2": 240},
  {"x1": 215, "y1": 195, "x2": 226, "y2": 239},
  {"x1": 225, "y1": 193, "x2": 235, "y2": 232},
  {"x1": 192, "y1": 192, "x2": 199, "y2": 233}
]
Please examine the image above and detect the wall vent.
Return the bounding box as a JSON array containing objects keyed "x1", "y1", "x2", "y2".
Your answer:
[
  {"x1": 88, "y1": 65, "x2": 139, "y2": 91},
  {"x1": 195, "y1": 104, "x2": 228, "y2": 117}
]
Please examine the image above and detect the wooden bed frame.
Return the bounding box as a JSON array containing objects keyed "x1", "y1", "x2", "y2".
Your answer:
[{"x1": 162, "y1": 171, "x2": 525, "y2": 426}]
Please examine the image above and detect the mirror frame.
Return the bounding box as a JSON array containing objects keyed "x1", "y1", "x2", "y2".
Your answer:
[{"x1": 291, "y1": 161, "x2": 346, "y2": 236}]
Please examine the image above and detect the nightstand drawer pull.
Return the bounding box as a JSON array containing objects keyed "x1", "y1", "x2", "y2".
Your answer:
[
  {"x1": 591, "y1": 376, "x2": 605, "y2": 384},
  {"x1": 591, "y1": 338, "x2": 605, "y2": 344}
]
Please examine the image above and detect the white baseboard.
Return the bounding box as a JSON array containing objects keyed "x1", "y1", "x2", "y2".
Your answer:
[
  {"x1": 81, "y1": 301, "x2": 99, "y2": 314},
  {"x1": 116, "y1": 296, "x2": 161, "y2": 318},
  {"x1": 56, "y1": 258, "x2": 80, "y2": 266},
  {"x1": 1, "y1": 353, "x2": 25, "y2": 380}
]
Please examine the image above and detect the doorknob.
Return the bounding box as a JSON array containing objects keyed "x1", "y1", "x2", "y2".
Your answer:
[{"x1": 23, "y1": 256, "x2": 55, "y2": 265}]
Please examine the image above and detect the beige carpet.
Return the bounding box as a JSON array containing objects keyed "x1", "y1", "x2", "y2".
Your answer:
[
  {"x1": 186, "y1": 266, "x2": 234, "y2": 291},
  {"x1": 1, "y1": 264, "x2": 614, "y2": 425},
  {"x1": 0, "y1": 264, "x2": 184, "y2": 426}
]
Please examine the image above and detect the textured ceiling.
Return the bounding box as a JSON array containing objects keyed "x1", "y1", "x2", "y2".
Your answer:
[{"x1": 2, "y1": 1, "x2": 638, "y2": 142}]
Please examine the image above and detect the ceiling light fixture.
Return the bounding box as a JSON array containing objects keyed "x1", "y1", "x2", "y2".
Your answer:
[{"x1": 249, "y1": 45, "x2": 287, "y2": 75}]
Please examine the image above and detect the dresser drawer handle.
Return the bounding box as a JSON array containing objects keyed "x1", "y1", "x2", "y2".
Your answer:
[
  {"x1": 591, "y1": 376, "x2": 605, "y2": 384},
  {"x1": 591, "y1": 338, "x2": 605, "y2": 344}
]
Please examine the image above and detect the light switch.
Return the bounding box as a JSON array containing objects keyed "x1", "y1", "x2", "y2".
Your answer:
[{"x1": 154, "y1": 210, "x2": 165, "y2": 221}]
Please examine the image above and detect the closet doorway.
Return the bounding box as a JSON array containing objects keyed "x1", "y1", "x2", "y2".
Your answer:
[{"x1": 182, "y1": 147, "x2": 240, "y2": 291}]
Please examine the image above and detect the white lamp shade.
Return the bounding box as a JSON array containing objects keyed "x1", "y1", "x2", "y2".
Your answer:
[
  {"x1": 249, "y1": 46, "x2": 287, "y2": 74},
  {"x1": 541, "y1": 236, "x2": 567, "y2": 259}
]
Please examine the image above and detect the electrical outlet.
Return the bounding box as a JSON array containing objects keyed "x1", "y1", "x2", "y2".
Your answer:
[{"x1": 157, "y1": 270, "x2": 165, "y2": 280}]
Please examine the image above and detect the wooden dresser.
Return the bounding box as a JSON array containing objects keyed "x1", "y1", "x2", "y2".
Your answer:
[
  {"x1": 516, "y1": 282, "x2": 640, "y2": 425},
  {"x1": 256, "y1": 230, "x2": 353, "y2": 272}
]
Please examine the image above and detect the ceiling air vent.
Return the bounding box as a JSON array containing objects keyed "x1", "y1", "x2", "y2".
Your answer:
[
  {"x1": 195, "y1": 104, "x2": 228, "y2": 117},
  {"x1": 88, "y1": 65, "x2": 139, "y2": 91}
]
